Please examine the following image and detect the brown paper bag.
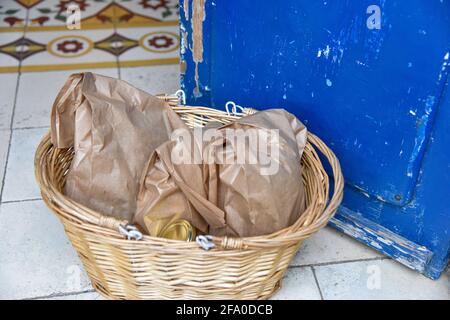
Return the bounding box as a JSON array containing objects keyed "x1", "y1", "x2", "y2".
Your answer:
[
  {"x1": 50, "y1": 72, "x2": 187, "y2": 221},
  {"x1": 134, "y1": 126, "x2": 226, "y2": 236},
  {"x1": 208, "y1": 109, "x2": 307, "y2": 237},
  {"x1": 134, "y1": 109, "x2": 307, "y2": 237}
]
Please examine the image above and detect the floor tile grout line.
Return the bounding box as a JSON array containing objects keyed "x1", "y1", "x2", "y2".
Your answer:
[
  {"x1": 289, "y1": 256, "x2": 391, "y2": 269},
  {"x1": 310, "y1": 266, "x2": 324, "y2": 300},
  {"x1": 1, "y1": 197, "x2": 42, "y2": 204},
  {"x1": 0, "y1": 8, "x2": 29, "y2": 203},
  {"x1": 24, "y1": 289, "x2": 96, "y2": 300},
  {"x1": 0, "y1": 130, "x2": 13, "y2": 203},
  {"x1": 112, "y1": 0, "x2": 122, "y2": 79},
  {"x1": 11, "y1": 125, "x2": 50, "y2": 131}
]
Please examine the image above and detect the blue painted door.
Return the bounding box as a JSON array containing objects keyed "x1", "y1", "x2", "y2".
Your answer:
[{"x1": 180, "y1": 0, "x2": 450, "y2": 279}]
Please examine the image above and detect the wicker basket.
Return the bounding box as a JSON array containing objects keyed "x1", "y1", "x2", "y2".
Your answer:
[{"x1": 34, "y1": 94, "x2": 344, "y2": 300}]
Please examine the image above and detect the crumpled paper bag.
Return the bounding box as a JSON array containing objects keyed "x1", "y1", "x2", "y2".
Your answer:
[
  {"x1": 208, "y1": 109, "x2": 307, "y2": 236},
  {"x1": 50, "y1": 72, "x2": 187, "y2": 221},
  {"x1": 134, "y1": 109, "x2": 307, "y2": 237},
  {"x1": 134, "y1": 135, "x2": 226, "y2": 236}
]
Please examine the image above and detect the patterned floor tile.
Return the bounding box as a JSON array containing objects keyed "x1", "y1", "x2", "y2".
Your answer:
[
  {"x1": 0, "y1": 200, "x2": 91, "y2": 299},
  {"x1": 314, "y1": 259, "x2": 450, "y2": 300},
  {"x1": 271, "y1": 267, "x2": 321, "y2": 300},
  {"x1": 0, "y1": 0, "x2": 28, "y2": 32},
  {"x1": 3, "y1": 27, "x2": 180, "y2": 73},
  {"x1": 113, "y1": 0, "x2": 179, "y2": 28},
  {"x1": 1, "y1": 0, "x2": 180, "y2": 32},
  {"x1": 120, "y1": 64, "x2": 179, "y2": 95},
  {"x1": 2, "y1": 127, "x2": 48, "y2": 201},
  {"x1": 0, "y1": 73, "x2": 19, "y2": 129},
  {"x1": 0, "y1": 1, "x2": 180, "y2": 74},
  {"x1": 116, "y1": 26, "x2": 179, "y2": 68},
  {"x1": 27, "y1": 0, "x2": 115, "y2": 31},
  {"x1": 26, "y1": 0, "x2": 179, "y2": 32},
  {"x1": 291, "y1": 226, "x2": 382, "y2": 267},
  {"x1": 0, "y1": 31, "x2": 24, "y2": 72},
  {"x1": 14, "y1": 68, "x2": 119, "y2": 128}
]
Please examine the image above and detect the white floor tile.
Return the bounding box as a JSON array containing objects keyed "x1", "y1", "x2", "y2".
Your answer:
[
  {"x1": 314, "y1": 259, "x2": 450, "y2": 300},
  {"x1": 13, "y1": 68, "x2": 119, "y2": 128},
  {"x1": 0, "y1": 200, "x2": 91, "y2": 299},
  {"x1": 120, "y1": 64, "x2": 180, "y2": 95},
  {"x1": 291, "y1": 226, "x2": 382, "y2": 267},
  {"x1": 271, "y1": 267, "x2": 322, "y2": 300},
  {"x1": 2, "y1": 127, "x2": 48, "y2": 202},
  {"x1": 0, "y1": 129, "x2": 11, "y2": 183},
  {"x1": 0, "y1": 73, "x2": 18, "y2": 129}
]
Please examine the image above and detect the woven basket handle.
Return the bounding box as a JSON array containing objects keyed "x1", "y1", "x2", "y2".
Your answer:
[{"x1": 305, "y1": 133, "x2": 344, "y2": 224}]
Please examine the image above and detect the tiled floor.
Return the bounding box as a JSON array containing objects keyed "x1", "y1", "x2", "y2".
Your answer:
[
  {"x1": 0, "y1": 0, "x2": 179, "y2": 73},
  {"x1": 0, "y1": 1, "x2": 449, "y2": 300}
]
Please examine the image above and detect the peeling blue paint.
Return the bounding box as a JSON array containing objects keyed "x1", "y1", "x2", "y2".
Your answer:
[
  {"x1": 330, "y1": 207, "x2": 433, "y2": 273},
  {"x1": 407, "y1": 96, "x2": 435, "y2": 178}
]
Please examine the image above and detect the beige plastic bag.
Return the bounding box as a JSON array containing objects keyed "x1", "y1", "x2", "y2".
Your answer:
[
  {"x1": 50, "y1": 72, "x2": 187, "y2": 221},
  {"x1": 134, "y1": 109, "x2": 307, "y2": 237}
]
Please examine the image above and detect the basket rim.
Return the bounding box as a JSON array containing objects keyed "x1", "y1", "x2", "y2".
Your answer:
[{"x1": 35, "y1": 102, "x2": 344, "y2": 251}]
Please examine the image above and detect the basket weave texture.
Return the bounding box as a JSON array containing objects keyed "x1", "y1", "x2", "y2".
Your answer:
[{"x1": 34, "y1": 95, "x2": 344, "y2": 300}]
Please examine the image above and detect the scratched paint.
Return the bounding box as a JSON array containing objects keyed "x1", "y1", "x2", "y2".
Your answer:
[
  {"x1": 437, "y1": 51, "x2": 449, "y2": 82},
  {"x1": 183, "y1": 0, "x2": 189, "y2": 20},
  {"x1": 407, "y1": 96, "x2": 435, "y2": 178},
  {"x1": 180, "y1": 24, "x2": 188, "y2": 55},
  {"x1": 363, "y1": 0, "x2": 387, "y2": 63}
]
